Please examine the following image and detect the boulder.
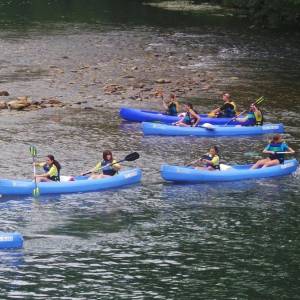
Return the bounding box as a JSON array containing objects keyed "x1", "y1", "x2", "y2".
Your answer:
[
  {"x1": 155, "y1": 78, "x2": 171, "y2": 84},
  {"x1": 7, "y1": 96, "x2": 31, "y2": 110},
  {"x1": 0, "y1": 101, "x2": 7, "y2": 109},
  {"x1": 0, "y1": 91, "x2": 9, "y2": 96}
]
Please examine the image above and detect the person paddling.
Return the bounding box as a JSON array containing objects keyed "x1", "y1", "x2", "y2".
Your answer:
[
  {"x1": 236, "y1": 103, "x2": 263, "y2": 126},
  {"x1": 162, "y1": 93, "x2": 180, "y2": 116},
  {"x1": 174, "y1": 103, "x2": 200, "y2": 127},
  {"x1": 251, "y1": 134, "x2": 295, "y2": 169},
  {"x1": 34, "y1": 154, "x2": 61, "y2": 182},
  {"x1": 192, "y1": 146, "x2": 220, "y2": 171},
  {"x1": 211, "y1": 93, "x2": 237, "y2": 118},
  {"x1": 84, "y1": 150, "x2": 121, "y2": 179}
]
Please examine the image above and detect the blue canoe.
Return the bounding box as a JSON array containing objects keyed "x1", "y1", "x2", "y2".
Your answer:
[
  {"x1": 161, "y1": 159, "x2": 298, "y2": 183},
  {"x1": 120, "y1": 107, "x2": 244, "y2": 125},
  {"x1": 0, "y1": 232, "x2": 23, "y2": 249},
  {"x1": 0, "y1": 169, "x2": 142, "y2": 196},
  {"x1": 142, "y1": 122, "x2": 284, "y2": 137}
]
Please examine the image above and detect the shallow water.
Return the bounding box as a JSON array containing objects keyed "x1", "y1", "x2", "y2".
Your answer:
[{"x1": 0, "y1": 1, "x2": 300, "y2": 299}]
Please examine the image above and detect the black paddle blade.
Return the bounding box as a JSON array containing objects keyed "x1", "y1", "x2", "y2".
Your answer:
[{"x1": 124, "y1": 152, "x2": 139, "y2": 162}]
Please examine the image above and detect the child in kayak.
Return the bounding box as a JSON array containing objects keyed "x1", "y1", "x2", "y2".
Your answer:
[
  {"x1": 35, "y1": 154, "x2": 61, "y2": 182},
  {"x1": 85, "y1": 150, "x2": 121, "y2": 179},
  {"x1": 251, "y1": 134, "x2": 295, "y2": 169},
  {"x1": 174, "y1": 103, "x2": 200, "y2": 127},
  {"x1": 162, "y1": 93, "x2": 180, "y2": 116},
  {"x1": 192, "y1": 146, "x2": 220, "y2": 170}
]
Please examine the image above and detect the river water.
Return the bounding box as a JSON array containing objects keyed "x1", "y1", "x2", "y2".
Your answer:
[{"x1": 0, "y1": 1, "x2": 300, "y2": 299}]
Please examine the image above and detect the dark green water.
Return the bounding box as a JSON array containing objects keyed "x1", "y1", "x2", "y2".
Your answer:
[{"x1": 0, "y1": 1, "x2": 300, "y2": 299}]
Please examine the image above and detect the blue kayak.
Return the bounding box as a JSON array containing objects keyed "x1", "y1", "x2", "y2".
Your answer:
[
  {"x1": 120, "y1": 107, "x2": 243, "y2": 125},
  {"x1": 142, "y1": 122, "x2": 284, "y2": 137},
  {"x1": 0, "y1": 232, "x2": 23, "y2": 249},
  {"x1": 0, "y1": 169, "x2": 142, "y2": 196},
  {"x1": 161, "y1": 159, "x2": 298, "y2": 183}
]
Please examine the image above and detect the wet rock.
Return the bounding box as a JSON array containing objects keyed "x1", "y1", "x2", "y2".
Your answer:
[
  {"x1": 7, "y1": 96, "x2": 31, "y2": 110},
  {"x1": 141, "y1": 87, "x2": 152, "y2": 92},
  {"x1": 122, "y1": 74, "x2": 135, "y2": 79},
  {"x1": 0, "y1": 101, "x2": 7, "y2": 109},
  {"x1": 0, "y1": 91, "x2": 9, "y2": 96},
  {"x1": 155, "y1": 78, "x2": 171, "y2": 84},
  {"x1": 201, "y1": 84, "x2": 212, "y2": 91},
  {"x1": 46, "y1": 98, "x2": 63, "y2": 105},
  {"x1": 132, "y1": 82, "x2": 145, "y2": 89},
  {"x1": 103, "y1": 84, "x2": 125, "y2": 95},
  {"x1": 80, "y1": 64, "x2": 90, "y2": 70}
]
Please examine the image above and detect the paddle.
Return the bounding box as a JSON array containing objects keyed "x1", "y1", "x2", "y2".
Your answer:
[
  {"x1": 199, "y1": 123, "x2": 215, "y2": 130},
  {"x1": 268, "y1": 151, "x2": 292, "y2": 154},
  {"x1": 29, "y1": 145, "x2": 40, "y2": 197},
  {"x1": 82, "y1": 152, "x2": 140, "y2": 176},
  {"x1": 185, "y1": 155, "x2": 211, "y2": 167},
  {"x1": 224, "y1": 96, "x2": 265, "y2": 126}
]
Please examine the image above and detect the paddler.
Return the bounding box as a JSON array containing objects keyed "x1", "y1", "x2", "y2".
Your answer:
[
  {"x1": 210, "y1": 93, "x2": 237, "y2": 118},
  {"x1": 161, "y1": 92, "x2": 180, "y2": 116},
  {"x1": 174, "y1": 103, "x2": 200, "y2": 127},
  {"x1": 34, "y1": 154, "x2": 61, "y2": 182},
  {"x1": 84, "y1": 150, "x2": 121, "y2": 179},
  {"x1": 236, "y1": 103, "x2": 263, "y2": 126},
  {"x1": 191, "y1": 146, "x2": 220, "y2": 171},
  {"x1": 251, "y1": 134, "x2": 295, "y2": 169}
]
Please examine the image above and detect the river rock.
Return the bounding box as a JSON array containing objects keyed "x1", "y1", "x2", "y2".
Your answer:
[
  {"x1": 0, "y1": 101, "x2": 7, "y2": 109},
  {"x1": 7, "y1": 96, "x2": 31, "y2": 110},
  {"x1": 103, "y1": 84, "x2": 125, "y2": 94},
  {"x1": 155, "y1": 78, "x2": 171, "y2": 84},
  {"x1": 0, "y1": 91, "x2": 9, "y2": 96}
]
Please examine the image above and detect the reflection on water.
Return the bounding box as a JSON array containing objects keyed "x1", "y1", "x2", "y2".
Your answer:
[{"x1": 0, "y1": 250, "x2": 24, "y2": 269}]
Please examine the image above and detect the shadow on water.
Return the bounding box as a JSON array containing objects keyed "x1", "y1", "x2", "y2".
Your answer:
[
  {"x1": 0, "y1": 0, "x2": 246, "y2": 29},
  {"x1": 161, "y1": 174, "x2": 300, "y2": 206}
]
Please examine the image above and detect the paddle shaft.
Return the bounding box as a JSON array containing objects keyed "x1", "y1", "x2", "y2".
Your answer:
[
  {"x1": 32, "y1": 156, "x2": 38, "y2": 186},
  {"x1": 186, "y1": 156, "x2": 208, "y2": 167},
  {"x1": 29, "y1": 145, "x2": 40, "y2": 197},
  {"x1": 82, "y1": 159, "x2": 123, "y2": 176},
  {"x1": 266, "y1": 151, "x2": 293, "y2": 154},
  {"x1": 82, "y1": 152, "x2": 139, "y2": 176}
]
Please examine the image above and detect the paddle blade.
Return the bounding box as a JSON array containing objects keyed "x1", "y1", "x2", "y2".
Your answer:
[
  {"x1": 33, "y1": 187, "x2": 40, "y2": 197},
  {"x1": 201, "y1": 123, "x2": 215, "y2": 130},
  {"x1": 29, "y1": 145, "x2": 37, "y2": 157},
  {"x1": 124, "y1": 152, "x2": 140, "y2": 162}
]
